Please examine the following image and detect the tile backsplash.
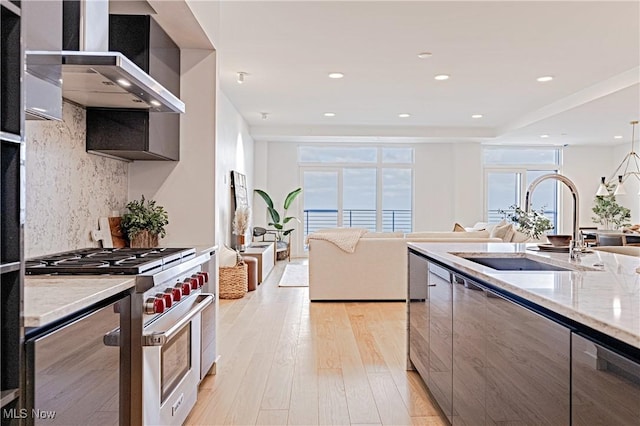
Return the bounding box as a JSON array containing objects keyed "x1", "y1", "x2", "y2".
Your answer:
[{"x1": 25, "y1": 102, "x2": 128, "y2": 258}]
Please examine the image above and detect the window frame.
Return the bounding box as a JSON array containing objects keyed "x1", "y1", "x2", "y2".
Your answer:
[
  {"x1": 482, "y1": 146, "x2": 563, "y2": 231},
  {"x1": 298, "y1": 144, "x2": 414, "y2": 235}
]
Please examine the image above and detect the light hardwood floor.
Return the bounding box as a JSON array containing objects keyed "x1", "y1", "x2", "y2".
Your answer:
[{"x1": 185, "y1": 259, "x2": 446, "y2": 426}]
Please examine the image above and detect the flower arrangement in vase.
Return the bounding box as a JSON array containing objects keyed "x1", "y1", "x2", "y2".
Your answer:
[{"x1": 232, "y1": 206, "x2": 251, "y2": 251}]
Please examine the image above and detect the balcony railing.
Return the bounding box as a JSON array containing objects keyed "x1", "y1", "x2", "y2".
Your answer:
[{"x1": 304, "y1": 209, "x2": 412, "y2": 235}]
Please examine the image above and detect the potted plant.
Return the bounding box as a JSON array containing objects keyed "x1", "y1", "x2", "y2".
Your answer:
[
  {"x1": 591, "y1": 186, "x2": 631, "y2": 230},
  {"x1": 254, "y1": 187, "x2": 302, "y2": 259},
  {"x1": 232, "y1": 205, "x2": 251, "y2": 251},
  {"x1": 499, "y1": 204, "x2": 554, "y2": 239},
  {"x1": 121, "y1": 195, "x2": 169, "y2": 248}
]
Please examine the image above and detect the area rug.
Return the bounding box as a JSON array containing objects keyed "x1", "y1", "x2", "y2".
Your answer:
[{"x1": 278, "y1": 264, "x2": 309, "y2": 287}]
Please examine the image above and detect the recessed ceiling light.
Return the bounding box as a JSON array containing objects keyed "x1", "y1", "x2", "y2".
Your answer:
[
  {"x1": 540, "y1": 134, "x2": 549, "y2": 138},
  {"x1": 471, "y1": 114, "x2": 483, "y2": 119},
  {"x1": 117, "y1": 78, "x2": 131, "y2": 87},
  {"x1": 537, "y1": 76, "x2": 554, "y2": 82},
  {"x1": 398, "y1": 113, "x2": 411, "y2": 118},
  {"x1": 150, "y1": 100, "x2": 161, "y2": 107},
  {"x1": 324, "y1": 112, "x2": 336, "y2": 117},
  {"x1": 328, "y1": 72, "x2": 344, "y2": 79},
  {"x1": 417, "y1": 52, "x2": 432, "y2": 59},
  {"x1": 434, "y1": 74, "x2": 450, "y2": 81},
  {"x1": 614, "y1": 135, "x2": 623, "y2": 139}
]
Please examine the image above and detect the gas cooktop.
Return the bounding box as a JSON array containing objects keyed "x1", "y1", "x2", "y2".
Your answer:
[{"x1": 26, "y1": 247, "x2": 196, "y2": 275}]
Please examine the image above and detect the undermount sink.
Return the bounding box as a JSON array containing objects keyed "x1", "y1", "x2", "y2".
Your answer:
[{"x1": 453, "y1": 253, "x2": 597, "y2": 272}]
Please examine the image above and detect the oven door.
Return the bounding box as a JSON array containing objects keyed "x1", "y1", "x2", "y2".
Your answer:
[{"x1": 142, "y1": 293, "x2": 213, "y2": 426}]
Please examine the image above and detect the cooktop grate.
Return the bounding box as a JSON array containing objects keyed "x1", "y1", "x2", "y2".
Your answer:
[{"x1": 26, "y1": 247, "x2": 196, "y2": 275}]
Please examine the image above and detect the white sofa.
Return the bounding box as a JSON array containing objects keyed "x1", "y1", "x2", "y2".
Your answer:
[{"x1": 308, "y1": 231, "x2": 502, "y2": 301}]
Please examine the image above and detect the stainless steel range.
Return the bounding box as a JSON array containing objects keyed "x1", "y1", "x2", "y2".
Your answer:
[{"x1": 25, "y1": 247, "x2": 217, "y2": 426}]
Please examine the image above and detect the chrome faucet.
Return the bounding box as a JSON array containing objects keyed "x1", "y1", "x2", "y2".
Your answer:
[{"x1": 524, "y1": 173, "x2": 583, "y2": 260}]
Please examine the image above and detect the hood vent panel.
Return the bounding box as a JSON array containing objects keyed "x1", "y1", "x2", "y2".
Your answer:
[{"x1": 26, "y1": 50, "x2": 185, "y2": 113}]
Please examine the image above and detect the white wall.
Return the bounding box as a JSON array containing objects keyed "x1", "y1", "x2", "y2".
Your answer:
[
  {"x1": 562, "y1": 145, "x2": 615, "y2": 232},
  {"x1": 215, "y1": 92, "x2": 255, "y2": 248},
  {"x1": 251, "y1": 141, "x2": 302, "y2": 255},
  {"x1": 413, "y1": 143, "x2": 482, "y2": 231},
  {"x1": 128, "y1": 49, "x2": 217, "y2": 247}
]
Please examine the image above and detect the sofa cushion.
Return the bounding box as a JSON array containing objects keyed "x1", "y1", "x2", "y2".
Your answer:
[
  {"x1": 510, "y1": 229, "x2": 531, "y2": 243},
  {"x1": 490, "y1": 221, "x2": 515, "y2": 241},
  {"x1": 361, "y1": 231, "x2": 404, "y2": 238},
  {"x1": 405, "y1": 230, "x2": 490, "y2": 239},
  {"x1": 466, "y1": 221, "x2": 489, "y2": 231},
  {"x1": 452, "y1": 222, "x2": 466, "y2": 232}
]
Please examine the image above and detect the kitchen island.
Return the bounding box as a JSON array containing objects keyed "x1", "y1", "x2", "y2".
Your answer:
[{"x1": 407, "y1": 242, "x2": 640, "y2": 425}]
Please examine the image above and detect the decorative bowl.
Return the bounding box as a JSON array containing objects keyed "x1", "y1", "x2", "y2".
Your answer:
[{"x1": 546, "y1": 234, "x2": 572, "y2": 247}]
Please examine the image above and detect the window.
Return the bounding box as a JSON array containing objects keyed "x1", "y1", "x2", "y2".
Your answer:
[
  {"x1": 483, "y1": 147, "x2": 561, "y2": 231},
  {"x1": 299, "y1": 146, "x2": 413, "y2": 237}
]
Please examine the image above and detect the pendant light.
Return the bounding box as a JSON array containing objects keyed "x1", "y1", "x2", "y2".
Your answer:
[{"x1": 596, "y1": 120, "x2": 640, "y2": 196}]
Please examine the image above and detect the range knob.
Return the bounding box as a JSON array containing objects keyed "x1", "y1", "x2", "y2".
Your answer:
[
  {"x1": 191, "y1": 274, "x2": 204, "y2": 288},
  {"x1": 156, "y1": 292, "x2": 172, "y2": 308},
  {"x1": 178, "y1": 282, "x2": 191, "y2": 296},
  {"x1": 184, "y1": 277, "x2": 198, "y2": 291},
  {"x1": 144, "y1": 297, "x2": 165, "y2": 315},
  {"x1": 165, "y1": 287, "x2": 181, "y2": 302},
  {"x1": 199, "y1": 272, "x2": 210, "y2": 283}
]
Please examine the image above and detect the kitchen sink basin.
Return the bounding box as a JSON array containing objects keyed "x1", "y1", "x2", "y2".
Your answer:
[
  {"x1": 457, "y1": 255, "x2": 572, "y2": 271},
  {"x1": 464, "y1": 257, "x2": 570, "y2": 271}
]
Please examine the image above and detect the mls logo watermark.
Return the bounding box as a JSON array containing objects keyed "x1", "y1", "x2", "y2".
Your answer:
[{"x1": 3, "y1": 408, "x2": 56, "y2": 420}]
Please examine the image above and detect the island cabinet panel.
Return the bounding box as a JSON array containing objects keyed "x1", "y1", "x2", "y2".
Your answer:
[
  {"x1": 452, "y1": 277, "x2": 487, "y2": 425},
  {"x1": 485, "y1": 290, "x2": 570, "y2": 425},
  {"x1": 408, "y1": 252, "x2": 429, "y2": 381},
  {"x1": 571, "y1": 333, "x2": 640, "y2": 425},
  {"x1": 428, "y1": 268, "x2": 453, "y2": 423}
]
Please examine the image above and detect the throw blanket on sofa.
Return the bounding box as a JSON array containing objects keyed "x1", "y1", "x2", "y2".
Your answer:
[{"x1": 306, "y1": 228, "x2": 368, "y2": 253}]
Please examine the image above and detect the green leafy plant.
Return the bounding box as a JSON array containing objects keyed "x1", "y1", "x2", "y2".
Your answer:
[
  {"x1": 499, "y1": 204, "x2": 554, "y2": 239},
  {"x1": 592, "y1": 186, "x2": 631, "y2": 230},
  {"x1": 120, "y1": 195, "x2": 169, "y2": 240},
  {"x1": 254, "y1": 187, "x2": 303, "y2": 241}
]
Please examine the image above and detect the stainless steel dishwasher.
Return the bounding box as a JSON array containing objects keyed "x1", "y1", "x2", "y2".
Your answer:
[{"x1": 24, "y1": 293, "x2": 131, "y2": 426}]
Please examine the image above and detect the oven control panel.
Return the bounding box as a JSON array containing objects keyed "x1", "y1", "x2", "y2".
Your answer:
[{"x1": 144, "y1": 269, "x2": 210, "y2": 316}]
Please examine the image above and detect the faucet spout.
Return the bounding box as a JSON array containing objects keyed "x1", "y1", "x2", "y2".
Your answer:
[{"x1": 524, "y1": 173, "x2": 581, "y2": 249}]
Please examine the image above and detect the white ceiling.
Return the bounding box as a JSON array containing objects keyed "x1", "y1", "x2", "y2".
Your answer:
[{"x1": 216, "y1": 1, "x2": 640, "y2": 146}]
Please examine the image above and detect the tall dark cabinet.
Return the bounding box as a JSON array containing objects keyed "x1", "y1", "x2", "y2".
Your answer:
[
  {"x1": 86, "y1": 14, "x2": 181, "y2": 161},
  {"x1": 0, "y1": 0, "x2": 25, "y2": 422}
]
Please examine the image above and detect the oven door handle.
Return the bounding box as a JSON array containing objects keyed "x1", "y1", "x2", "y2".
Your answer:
[{"x1": 142, "y1": 293, "x2": 214, "y2": 347}]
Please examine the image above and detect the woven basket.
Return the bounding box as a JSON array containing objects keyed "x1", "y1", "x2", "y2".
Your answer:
[{"x1": 219, "y1": 261, "x2": 248, "y2": 299}]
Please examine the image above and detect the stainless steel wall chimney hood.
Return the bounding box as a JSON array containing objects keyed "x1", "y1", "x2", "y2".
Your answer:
[
  {"x1": 25, "y1": 0, "x2": 184, "y2": 114},
  {"x1": 27, "y1": 51, "x2": 185, "y2": 113}
]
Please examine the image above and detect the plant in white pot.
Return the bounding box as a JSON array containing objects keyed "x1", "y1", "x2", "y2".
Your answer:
[
  {"x1": 121, "y1": 195, "x2": 169, "y2": 248},
  {"x1": 591, "y1": 186, "x2": 631, "y2": 230},
  {"x1": 254, "y1": 187, "x2": 302, "y2": 259},
  {"x1": 232, "y1": 206, "x2": 251, "y2": 251}
]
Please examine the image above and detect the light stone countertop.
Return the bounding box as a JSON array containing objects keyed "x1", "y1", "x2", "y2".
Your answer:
[
  {"x1": 408, "y1": 242, "x2": 640, "y2": 350},
  {"x1": 24, "y1": 276, "x2": 136, "y2": 328},
  {"x1": 193, "y1": 244, "x2": 218, "y2": 256}
]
